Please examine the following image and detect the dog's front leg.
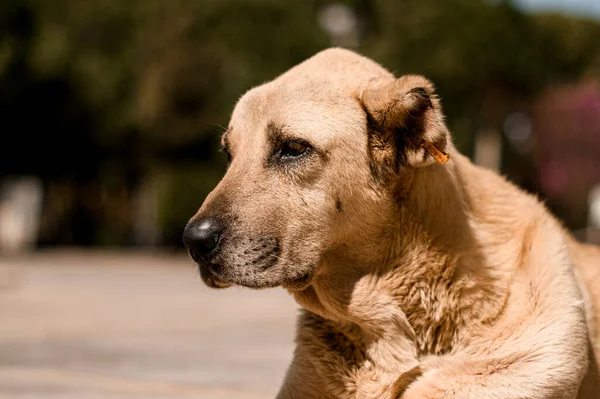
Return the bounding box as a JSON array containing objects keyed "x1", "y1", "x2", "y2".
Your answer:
[
  {"x1": 399, "y1": 339, "x2": 589, "y2": 399},
  {"x1": 351, "y1": 332, "x2": 421, "y2": 399},
  {"x1": 276, "y1": 355, "x2": 341, "y2": 399},
  {"x1": 276, "y1": 337, "x2": 421, "y2": 399},
  {"x1": 347, "y1": 276, "x2": 421, "y2": 399},
  {"x1": 275, "y1": 311, "x2": 360, "y2": 399},
  {"x1": 276, "y1": 306, "x2": 421, "y2": 399},
  {"x1": 353, "y1": 360, "x2": 421, "y2": 399}
]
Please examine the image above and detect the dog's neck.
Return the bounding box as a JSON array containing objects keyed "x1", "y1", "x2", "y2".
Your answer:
[{"x1": 291, "y1": 152, "x2": 509, "y2": 355}]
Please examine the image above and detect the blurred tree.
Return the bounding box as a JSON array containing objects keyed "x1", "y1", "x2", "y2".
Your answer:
[
  {"x1": 532, "y1": 82, "x2": 600, "y2": 229},
  {"x1": 353, "y1": 0, "x2": 600, "y2": 229},
  {"x1": 0, "y1": 0, "x2": 599, "y2": 246},
  {"x1": 355, "y1": 0, "x2": 593, "y2": 149},
  {"x1": 1, "y1": 0, "x2": 329, "y2": 246}
]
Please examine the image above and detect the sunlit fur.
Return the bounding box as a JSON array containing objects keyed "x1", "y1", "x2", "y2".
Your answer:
[{"x1": 190, "y1": 48, "x2": 600, "y2": 398}]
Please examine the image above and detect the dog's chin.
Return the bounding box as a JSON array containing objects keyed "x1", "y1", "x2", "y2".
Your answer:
[
  {"x1": 223, "y1": 274, "x2": 314, "y2": 291},
  {"x1": 228, "y1": 271, "x2": 314, "y2": 291},
  {"x1": 197, "y1": 257, "x2": 316, "y2": 291},
  {"x1": 209, "y1": 269, "x2": 315, "y2": 291}
]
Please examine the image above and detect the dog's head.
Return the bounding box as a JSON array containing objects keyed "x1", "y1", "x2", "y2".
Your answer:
[{"x1": 183, "y1": 48, "x2": 450, "y2": 290}]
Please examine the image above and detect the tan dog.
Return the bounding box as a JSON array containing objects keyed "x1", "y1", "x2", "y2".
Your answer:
[{"x1": 183, "y1": 48, "x2": 600, "y2": 398}]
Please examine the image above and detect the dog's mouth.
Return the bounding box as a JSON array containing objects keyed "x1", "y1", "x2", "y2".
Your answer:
[
  {"x1": 190, "y1": 244, "x2": 316, "y2": 290},
  {"x1": 197, "y1": 262, "x2": 233, "y2": 289},
  {"x1": 282, "y1": 270, "x2": 314, "y2": 291},
  {"x1": 195, "y1": 260, "x2": 314, "y2": 291}
]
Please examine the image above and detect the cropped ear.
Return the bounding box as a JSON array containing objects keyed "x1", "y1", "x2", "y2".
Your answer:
[{"x1": 359, "y1": 75, "x2": 450, "y2": 178}]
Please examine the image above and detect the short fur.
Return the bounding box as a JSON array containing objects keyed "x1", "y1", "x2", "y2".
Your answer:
[{"x1": 186, "y1": 48, "x2": 600, "y2": 398}]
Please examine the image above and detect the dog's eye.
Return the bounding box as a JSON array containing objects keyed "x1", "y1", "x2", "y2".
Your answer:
[
  {"x1": 281, "y1": 141, "x2": 308, "y2": 158},
  {"x1": 220, "y1": 147, "x2": 232, "y2": 164}
]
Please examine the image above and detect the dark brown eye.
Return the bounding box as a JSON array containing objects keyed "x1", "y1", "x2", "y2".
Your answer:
[
  {"x1": 281, "y1": 141, "x2": 308, "y2": 158},
  {"x1": 220, "y1": 147, "x2": 232, "y2": 164}
]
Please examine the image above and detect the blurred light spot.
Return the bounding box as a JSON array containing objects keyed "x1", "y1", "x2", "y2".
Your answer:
[
  {"x1": 318, "y1": 3, "x2": 359, "y2": 48},
  {"x1": 589, "y1": 183, "x2": 600, "y2": 229},
  {"x1": 474, "y1": 128, "x2": 502, "y2": 171},
  {"x1": 504, "y1": 112, "x2": 534, "y2": 154},
  {"x1": 539, "y1": 160, "x2": 570, "y2": 198},
  {"x1": 0, "y1": 177, "x2": 43, "y2": 254}
]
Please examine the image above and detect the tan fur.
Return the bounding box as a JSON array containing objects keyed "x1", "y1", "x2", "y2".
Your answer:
[{"x1": 187, "y1": 48, "x2": 600, "y2": 398}]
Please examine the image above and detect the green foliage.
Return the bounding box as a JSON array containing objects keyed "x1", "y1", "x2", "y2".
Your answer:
[
  {"x1": 157, "y1": 161, "x2": 227, "y2": 245},
  {"x1": 1, "y1": 0, "x2": 599, "y2": 244},
  {"x1": 20, "y1": 0, "x2": 329, "y2": 145}
]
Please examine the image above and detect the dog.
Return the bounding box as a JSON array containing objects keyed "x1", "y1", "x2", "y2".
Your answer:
[{"x1": 183, "y1": 48, "x2": 600, "y2": 398}]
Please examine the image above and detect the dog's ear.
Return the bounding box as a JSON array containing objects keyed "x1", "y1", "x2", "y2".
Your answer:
[{"x1": 360, "y1": 75, "x2": 450, "y2": 178}]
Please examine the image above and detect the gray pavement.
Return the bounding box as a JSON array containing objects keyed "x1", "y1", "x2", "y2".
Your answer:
[{"x1": 0, "y1": 251, "x2": 299, "y2": 398}]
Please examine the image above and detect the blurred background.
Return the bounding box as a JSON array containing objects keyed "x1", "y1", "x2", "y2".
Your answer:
[
  {"x1": 1, "y1": 0, "x2": 600, "y2": 398},
  {"x1": 1, "y1": 0, "x2": 600, "y2": 253}
]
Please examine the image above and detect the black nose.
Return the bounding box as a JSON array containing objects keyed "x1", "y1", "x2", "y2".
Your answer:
[{"x1": 182, "y1": 217, "x2": 222, "y2": 260}]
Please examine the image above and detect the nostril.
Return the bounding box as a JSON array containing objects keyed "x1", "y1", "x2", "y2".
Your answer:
[
  {"x1": 197, "y1": 230, "x2": 219, "y2": 254},
  {"x1": 182, "y1": 217, "x2": 223, "y2": 258},
  {"x1": 187, "y1": 248, "x2": 201, "y2": 264}
]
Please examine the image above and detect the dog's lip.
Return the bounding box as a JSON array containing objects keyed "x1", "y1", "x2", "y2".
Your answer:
[
  {"x1": 193, "y1": 258, "x2": 234, "y2": 289},
  {"x1": 205, "y1": 265, "x2": 232, "y2": 285},
  {"x1": 189, "y1": 249, "x2": 313, "y2": 290},
  {"x1": 209, "y1": 276, "x2": 233, "y2": 288},
  {"x1": 281, "y1": 270, "x2": 314, "y2": 291},
  {"x1": 205, "y1": 270, "x2": 234, "y2": 289}
]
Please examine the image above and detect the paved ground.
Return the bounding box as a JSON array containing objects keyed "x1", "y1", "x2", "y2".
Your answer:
[{"x1": 0, "y1": 250, "x2": 299, "y2": 399}]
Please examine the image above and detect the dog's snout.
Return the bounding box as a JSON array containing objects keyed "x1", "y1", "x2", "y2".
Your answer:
[{"x1": 183, "y1": 217, "x2": 223, "y2": 260}]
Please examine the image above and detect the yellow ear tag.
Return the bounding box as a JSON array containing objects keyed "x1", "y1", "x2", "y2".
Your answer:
[{"x1": 422, "y1": 140, "x2": 449, "y2": 165}]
